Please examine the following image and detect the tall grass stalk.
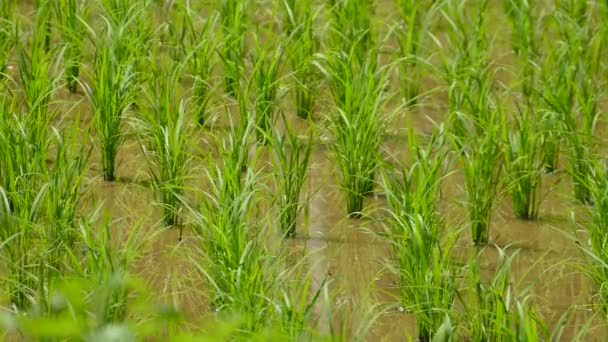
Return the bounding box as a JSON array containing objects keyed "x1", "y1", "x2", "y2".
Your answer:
[
  {"x1": 283, "y1": 0, "x2": 318, "y2": 119},
  {"x1": 317, "y1": 47, "x2": 389, "y2": 217},
  {"x1": 270, "y1": 119, "x2": 312, "y2": 237},
  {"x1": 84, "y1": 29, "x2": 139, "y2": 181},
  {"x1": 457, "y1": 112, "x2": 503, "y2": 245},
  {"x1": 136, "y1": 58, "x2": 191, "y2": 230},
  {"x1": 503, "y1": 105, "x2": 543, "y2": 220},
  {"x1": 53, "y1": 0, "x2": 88, "y2": 93},
  {"x1": 0, "y1": 0, "x2": 14, "y2": 76}
]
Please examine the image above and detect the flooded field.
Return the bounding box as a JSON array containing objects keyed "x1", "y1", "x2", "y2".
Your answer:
[{"x1": 1, "y1": 0, "x2": 608, "y2": 340}]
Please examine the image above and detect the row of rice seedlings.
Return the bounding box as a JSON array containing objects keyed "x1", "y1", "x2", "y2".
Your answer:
[
  {"x1": 462, "y1": 247, "x2": 549, "y2": 340},
  {"x1": 327, "y1": 0, "x2": 374, "y2": 65},
  {"x1": 135, "y1": 56, "x2": 191, "y2": 231},
  {"x1": 282, "y1": 0, "x2": 318, "y2": 119},
  {"x1": 183, "y1": 9, "x2": 218, "y2": 126},
  {"x1": 502, "y1": 103, "x2": 543, "y2": 220},
  {"x1": 394, "y1": 0, "x2": 435, "y2": 106},
  {"x1": 84, "y1": 18, "x2": 140, "y2": 181},
  {"x1": 504, "y1": 0, "x2": 537, "y2": 101},
  {"x1": 218, "y1": 0, "x2": 249, "y2": 97},
  {"x1": 457, "y1": 111, "x2": 503, "y2": 245},
  {"x1": 52, "y1": 0, "x2": 88, "y2": 93},
  {"x1": 250, "y1": 34, "x2": 284, "y2": 145},
  {"x1": 318, "y1": 47, "x2": 389, "y2": 217},
  {"x1": 381, "y1": 128, "x2": 458, "y2": 341},
  {"x1": 270, "y1": 118, "x2": 312, "y2": 237}
]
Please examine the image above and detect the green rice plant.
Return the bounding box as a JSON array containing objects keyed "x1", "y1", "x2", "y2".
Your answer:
[
  {"x1": 218, "y1": 0, "x2": 249, "y2": 97},
  {"x1": 34, "y1": 0, "x2": 53, "y2": 52},
  {"x1": 16, "y1": 8, "x2": 56, "y2": 141},
  {"x1": 457, "y1": 112, "x2": 503, "y2": 245},
  {"x1": 382, "y1": 125, "x2": 448, "y2": 231},
  {"x1": 505, "y1": 0, "x2": 537, "y2": 100},
  {"x1": 383, "y1": 214, "x2": 457, "y2": 341},
  {"x1": 0, "y1": 0, "x2": 14, "y2": 76},
  {"x1": 136, "y1": 58, "x2": 191, "y2": 230},
  {"x1": 53, "y1": 0, "x2": 89, "y2": 93},
  {"x1": 395, "y1": 0, "x2": 435, "y2": 106},
  {"x1": 270, "y1": 118, "x2": 312, "y2": 237},
  {"x1": 436, "y1": 0, "x2": 492, "y2": 143},
  {"x1": 579, "y1": 161, "x2": 608, "y2": 314},
  {"x1": 283, "y1": 0, "x2": 318, "y2": 119},
  {"x1": 84, "y1": 26, "x2": 139, "y2": 181},
  {"x1": 381, "y1": 126, "x2": 455, "y2": 341},
  {"x1": 502, "y1": 104, "x2": 543, "y2": 220},
  {"x1": 327, "y1": 0, "x2": 374, "y2": 63},
  {"x1": 462, "y1": 247, "x2": 549, "y2": 341},
  {"x1": 317, "y1": 47, "x2": 389, "y2": 217},
  {"x1": 184, "y1": 9, "x2": 218, "y2": 126},
  {"x1": 185, "y1": 122, "x2": 280, "y2": 332},
  {"x1": 250, "y1": 35, "x2": 284, "y2": 145}
]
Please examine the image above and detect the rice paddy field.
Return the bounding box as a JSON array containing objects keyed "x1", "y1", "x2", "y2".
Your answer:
[{"x1": 1, "y1": 0, "x2": 608, "y2": 340}]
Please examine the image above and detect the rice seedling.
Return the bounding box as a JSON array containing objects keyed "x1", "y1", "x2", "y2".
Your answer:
[
  {"x1": 283, "y1": 0, "x2": 318, "y2": 119},
  {"x1": 218, "y1": 0, "x2": 249, "y2": 97},
  {"x1": 136, "y1": 57, "x2": 191, "y2": 230},
  {"x1": 381, "y1": 127, "x2": 457, "y2": 341},
  {"x1": 461, "y1": 247, "x2": 549, "y2": 341},
  {"x1": 250, "y1": 35, "x2": 284, "y2": 145},
  {"x1": 394, "y1": 0, "x2": 435, "y2": 106},
  {"x1": 456, "y1": 112, "x2": 503, "y2": 245},
  {"x1": 436, "y1": 0, "x2": 492, "y2": 142},
  {"x1": 0, "y1": 0, "x2": 14, "y2": 76},
  {"x1": 270, "y1": 118, "x2": 312, "y2": 237},
  {"x1": 183, "y1": 9, "x2": 218, "y2": 126},
  {"x1": 502, "y1": 104, "x2": 543, "y2": 220},
  {"x1": 317, "y1": 47, "x2": 389, "y2": 217},
  {"x1": 84, "y1": 26, "x2": 140, "y2": 181},
  {"x1": 327, "y1": 0, "x2": 374, "y2": 63},
  {"x1": 53, "y1": 0, "x2": 88, "y2": 93},
  {"x1": 34, "y1": 0, "x2": 53, "y2": 52},
  {"x1": 505, "y1": 0, "x2": 537, "y2": 100},
  {"x1": 16, "y1": 6, "x2": 56, "y2": 136}
]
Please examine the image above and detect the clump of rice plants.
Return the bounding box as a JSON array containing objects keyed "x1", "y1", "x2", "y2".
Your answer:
[
  {"x1": 250, "y1": 35, "x2": 284, "y2": 145},
  {"x1": 136, "y1": 57, "x2": 191, "y2": 231},
  {"x1": 218, "y1": 0, "x2": 249, "y2": 97},
  {"x1": 381, "y1": 127, "x2": 456, "y2": 341},
  {"x1": 84, "y1": 25, "x2": 140, "y2": 181},
  {"x1": 456, "y1": 112, "x2": 503, "y2": 245},
  {"x1": 283, "y1": 0, "x2": 318, "y2": 119},
  {"x1": 503, "y1": 104, "x2": 543, "y2": 220},
  {"x1": 318, "y1": 47, "x2": 389, "y2": 217},
  {"x1": 270, "y1": 119, "x2": 312, "y2": 237},
  {"x1": 53, "y1": 0, "x2": 88, "y2": 93}
]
